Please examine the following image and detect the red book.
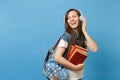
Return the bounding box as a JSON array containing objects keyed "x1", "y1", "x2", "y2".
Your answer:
[{"x1": 67, "y1": 45, "x2": 88, "y2": 65}]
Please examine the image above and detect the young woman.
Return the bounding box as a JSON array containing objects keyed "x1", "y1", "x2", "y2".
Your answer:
[{"x1": 53, "y1": 9, "x2": 98, "y2": 80}]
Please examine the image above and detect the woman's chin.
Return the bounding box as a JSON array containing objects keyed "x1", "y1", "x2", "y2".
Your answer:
[{"x1": 70, "y1": 25, "x2": 78, "y2": 29}]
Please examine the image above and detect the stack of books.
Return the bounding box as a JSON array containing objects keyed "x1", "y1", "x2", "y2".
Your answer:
[{"x1": 67, "y1": 45, "x2": 88, "y2": 65}]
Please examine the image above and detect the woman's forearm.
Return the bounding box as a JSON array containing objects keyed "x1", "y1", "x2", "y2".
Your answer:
[
  {"x1": 83, "y1": 31, "x2": 98, "y2": 52},
  {"x1": 54, "y1": 56, "x2": 75, "y2": 70},
  {"x1": 54, "y1": 47, "x2": 83, "y2": 71}
]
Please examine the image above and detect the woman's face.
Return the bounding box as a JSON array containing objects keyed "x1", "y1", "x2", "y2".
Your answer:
[{"x1": 67, "y1": 11, "x2": 79, "y2": 29}]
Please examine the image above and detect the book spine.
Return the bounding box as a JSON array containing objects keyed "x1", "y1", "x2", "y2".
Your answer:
[{"x1": 75, "y1": 45, "x2": 87, "y2": 52}]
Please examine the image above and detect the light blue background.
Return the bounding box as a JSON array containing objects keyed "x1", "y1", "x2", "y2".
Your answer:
[{"x1": 0, "y1": 0, "x2": 120, "y2": 80}]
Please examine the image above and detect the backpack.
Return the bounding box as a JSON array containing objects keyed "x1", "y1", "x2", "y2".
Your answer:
[{"x1": 43, "y1": 37, "x2": 69, "y2": 80}]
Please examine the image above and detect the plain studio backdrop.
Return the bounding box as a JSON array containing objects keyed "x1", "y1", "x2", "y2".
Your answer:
[{"x1": 0, "y1": 0, "x2": 120, "y2": 80}]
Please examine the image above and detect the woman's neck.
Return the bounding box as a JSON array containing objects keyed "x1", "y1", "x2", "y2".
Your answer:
[{"x1": 73, "y1": 29, "x2": 78, "y2": 35}]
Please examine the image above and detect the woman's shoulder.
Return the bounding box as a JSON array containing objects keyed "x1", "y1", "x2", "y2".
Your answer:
[
  {"x1": 63, "y1": 31, "x2": 70, "y2": 36},
  {"x1": 61, "y1": 31, "x2": 71, "y2": 42}
]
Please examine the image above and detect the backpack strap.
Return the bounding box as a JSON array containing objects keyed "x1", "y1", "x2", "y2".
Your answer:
[{"x1": 52, "y1": 37, "x2": 61, "y2": 50}]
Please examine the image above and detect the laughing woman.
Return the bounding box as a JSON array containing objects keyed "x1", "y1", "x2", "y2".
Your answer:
[{"x1": 44, "y1": 8, "x2": 98, "y2": 80}]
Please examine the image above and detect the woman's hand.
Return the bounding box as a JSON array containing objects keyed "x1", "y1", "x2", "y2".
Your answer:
[
  {"x1": 73, "y1": 63, "x2": 84, "y2": 71},
  {"x1": 80, "y1": 16, "x2": 87, "y2": 32}
]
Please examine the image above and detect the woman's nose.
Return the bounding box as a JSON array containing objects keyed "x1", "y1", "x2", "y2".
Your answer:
[{"x1": 70, "y1": 18, "x2": 74, "y2": 21}]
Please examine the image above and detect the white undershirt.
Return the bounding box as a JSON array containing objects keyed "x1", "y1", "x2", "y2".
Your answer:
[{"x1": 58, "y1": 39, "x2": 84, "y2": 80}]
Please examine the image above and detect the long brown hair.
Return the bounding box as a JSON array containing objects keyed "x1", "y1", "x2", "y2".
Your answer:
[{"x1": 64, "y1": 9, "x2": 86, "y2": 48}]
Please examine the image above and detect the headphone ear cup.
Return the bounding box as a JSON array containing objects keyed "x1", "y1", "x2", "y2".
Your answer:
[
  {"x1": 78, "y1": 9, "x2": 84, "y2": 21},
  {"x1": 80, "y1": 16, "x2": 82, "y2": 21}
]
